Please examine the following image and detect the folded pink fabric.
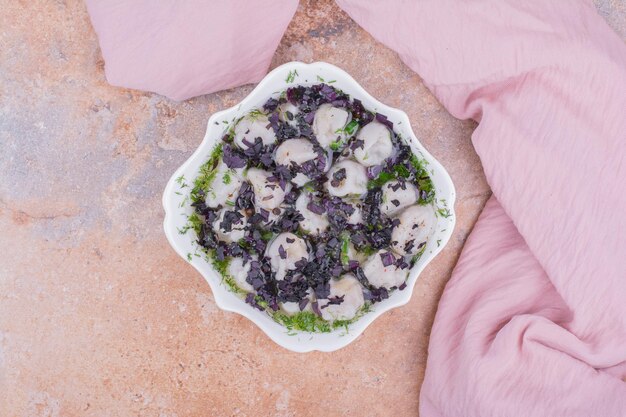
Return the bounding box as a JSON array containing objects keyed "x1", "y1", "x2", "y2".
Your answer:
[
  {"x1": 336, "y1": 1, "x2": 626, "y2": 416},
  {"x1": 85, "y1": 0, "x2": 298, "y2": 101}
]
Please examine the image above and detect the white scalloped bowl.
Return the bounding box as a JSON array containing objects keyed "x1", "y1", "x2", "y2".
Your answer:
[{"x1": 163, "y1": 61, "x2": 456, "y2": 352}]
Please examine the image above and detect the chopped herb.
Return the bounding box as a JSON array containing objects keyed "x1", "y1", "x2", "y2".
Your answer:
[
  {"x1": 285, "y1": 69, "x2": 298, "y2": 83},
  {"x1": 190, "y1": 143, "x2": 223, "y2": 203},
  {"x1": 410, "y1": 243, "x2": 427, "y2": 265},
  {"x1": 344, "y1": 119, "x2": 359, "y2": 136},
  {"x1": 367, "y1": 171, "x2": 395, "y2": 189},
  {"x1": 437, "y1": 207, "x2": 452, "y2": 218},
  {"x1": 340, "y1": 233, "x2": 350, "y2": 266},
  {"x1": 409, "y1": 154, "x2": 435, "y2": 204},
  {"x1": 393, "y1": 164, "x2": 410, "y2": 178},
  {"x1": 271, "y1": 303, "x2": 372, "y2": 333},
  {"x1": 175, "y1": 175, "x2": 187, "y2": 187},
  {"x1": 222, "y1": 171, "x2": 232, "y2": 185}
]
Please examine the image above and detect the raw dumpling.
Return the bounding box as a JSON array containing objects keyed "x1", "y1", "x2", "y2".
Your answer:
[
  {"x1": 346, "y1": 201, "x2": 363, "y2": 225},
  {"x1": 274, "y1": 138, "x2": 326, "y2": 186},
  {"x1": 266, "y1": 232, "x2": 309, "y2": 281},
  {"x1": 325, "y1": 160, "x2": 368, "y2": 198},
  {"x1": 278, "y1": 102, "x2": 300, "y2": 127},
  {"x1": 233, "y1": 113, "x2": 277, "y2": 149},
  {"x1": 246, "y1": 168, "x2": 291, "y2": 210},
  {"x1": 353, "y1": 121, "x2": 393, "y2": 166},
  {"x1": 213, "y1": 209, "x2": 248, "y2": 243},
  {"x1": 391, "y1": 204, "x2": 436, "y2": 256},
  {"x1": 280, "y1": 289, "x2": 313, "y2": 315},
  {"x1": 205, "y1": 161, "x2": 243, "y2": 208},
  {"x1": 228, "y1": 257, "x2": 255, "y2": 292},
  {"x1": 380, "y1": 180, "x2": 419, "y2": 216},
  {"x1": 345, "y1": 240, "x2": 368, "y2": 265},
  {"x1": 361, "y1": 250, "x2": 408, "y2": 289},
  {"x1": 312, "y1": 103, "x2": 350, "y2": 148},
  {"x1": 295, "y1": 192, "x2": 329, "y2": 235},
  {"x1": 319, "y1": 274, "x2": 365, "y2": 321}
]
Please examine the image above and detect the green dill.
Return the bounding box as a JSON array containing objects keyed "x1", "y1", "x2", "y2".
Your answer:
[
  {"x1": 187, "y1": 253, "x2": 193, "y2": 262},
  {"x1": 175, "y1": 174, "x2": 187, "y2": 188},
  {"x1": 261, "y1": 230, "x2": 275, "y2": 241},
  {"x1": 360, "y1": 245, "x2": 378, "y2": 256},
  {"x1": 327, "y1": 80, "x2": 337, "y2": 84},
  {"x1": 343, "y1": 119, "x2": 359, "y2": 136},
  {"x1": 178, "y1": 195, "x2": 189, "y2": 208},
  {"x1": 411, "y1": 243, "x2": 427, "y2": 265},
  {"x1": 207, "y1": 250, "x2": 246, "y2": 295},
  {"x1": 178, "y1": 211, "x2": 202, "y2": 235},
  {"x1": 285, "y1": 69, "x2": 298, "y2": 83},
  {"x1": 316, "y1": 75, "x2": 325, "y2": 82},
  {"x1": 367, "y1": 171, "x2": 395, "y2": 189},
  {"x1": 340, "y1": 233, "x2": 350, "y2": 266},
  {"x1": 437, "y1": 207, "x2": 452, "y2": 218},
  {"x1": 271, "y1": 303, "x2": 373, "y2": 334},
  {"x1": 246, "y1": 108, "x2": 265, "y2": 120},
  {"x1": 409, "y1": 154, "x2": 435, "y2": 204},
  {"x1": 174, "y1": 191, "x2": 182, "y2": 196},
  {"x1": 329, "y1": 140, "x2": 342, "y2": 151},
  {"x1": 332, "y1": 303, "x2": 373, "y2": 331},
  {"x1": 190, "y1": 143, "x2": 223, "y2": 203},
  {"x1": 272, "y1": 311, "x2": 332, "y2": 333},
  {"x1": 302, "y1": 182, "x2": 316, "y2": 193},
  {"x1": 188, "y1": 212, "x2": 203, "y2": 234},
  {"x1": 393, "y1": 164, "x2": 410, "y2": 178},
  {"x1": 222, "y1": 170, "x2": 232, "y2": 185},
  {"x1": 225, "y1": 200, "x2": 235, "y2": 207}
]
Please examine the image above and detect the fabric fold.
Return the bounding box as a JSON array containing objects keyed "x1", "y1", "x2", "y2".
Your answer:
[
  {"x1": 336, "y1": 0, "x2": 626, "y2": 415},
  {"x1": 85, "y1": 0, "x2": 298, "y2": 101}
]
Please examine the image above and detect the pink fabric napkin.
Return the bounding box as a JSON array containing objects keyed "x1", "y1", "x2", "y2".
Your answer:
[
  {"x1": 336, "y1": 0, "x2": 626, "y2": 416},
  {"x1": 85, "y1": 0, "x2": 298, "y2": 101}
]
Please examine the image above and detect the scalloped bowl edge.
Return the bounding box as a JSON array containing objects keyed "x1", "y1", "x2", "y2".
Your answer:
[{"x1": 162, "y1": 61, "x2": 456, "y2": 352}]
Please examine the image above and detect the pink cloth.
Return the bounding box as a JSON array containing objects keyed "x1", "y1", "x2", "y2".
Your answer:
[
  {"x1": 85, "y1": 0, "x2": 298, "y2": 101},
  {"x1": 336, "y1": 0, "x2": 626, "y2": 416}
]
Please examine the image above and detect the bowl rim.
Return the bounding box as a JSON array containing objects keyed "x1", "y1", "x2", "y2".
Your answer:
[{"x1": 162, "y1": 61, "x2": 456, "y2": 352}]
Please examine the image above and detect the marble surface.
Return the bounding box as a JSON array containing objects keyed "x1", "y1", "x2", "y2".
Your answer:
[{"x1": 0, "y1": 1, "x2": 623, "y2": 416}]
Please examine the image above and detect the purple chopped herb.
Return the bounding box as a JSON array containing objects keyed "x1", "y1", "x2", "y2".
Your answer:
[
  {"x1": 311, "y1": 301, "x2": 322, "y2": 317},
  {"x1": 222, "y1": 145, "x2": 247, "y2": 169},
  {"x1": 380, "y1": 251, "x2": 395, "y2": 267},
  {"x1": 330, "y1": 168, "x2": 346, "y2": 187},
  {"x1": 375, "y1": 113, "x2": 394, "y2": 129},
  {"x1": 307, "y1": 200, "x2": 325, "y2": 215},
  {"x1": 366, "y1": 164, "x2": 383, "y2": 179},
  {"x1": 321, "y1": 295, "x2": 344, "y2": 309}
]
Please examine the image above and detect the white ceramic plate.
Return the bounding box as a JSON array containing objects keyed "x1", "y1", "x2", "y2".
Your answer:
[{"x1": 162, "y1": 61, "x2": 456, "y2": 352}]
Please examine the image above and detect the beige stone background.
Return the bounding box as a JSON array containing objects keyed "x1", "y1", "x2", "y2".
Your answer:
[{"x1": 1, "y1": 1, "x2": 624, "y2": 416}]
